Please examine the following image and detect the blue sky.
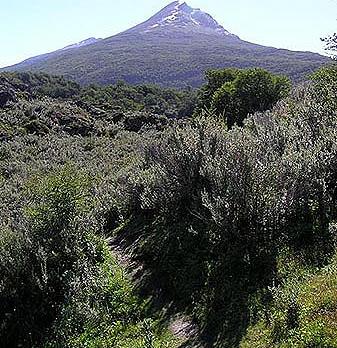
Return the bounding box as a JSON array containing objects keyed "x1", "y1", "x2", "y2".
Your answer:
[{"x1": 0, "y1": 0, "x2": 336, "y2": 67}]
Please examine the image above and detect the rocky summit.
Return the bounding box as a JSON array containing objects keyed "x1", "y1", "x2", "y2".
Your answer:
[{"x1": 126, "y1": 1, "x2": 238, "y2": 37}]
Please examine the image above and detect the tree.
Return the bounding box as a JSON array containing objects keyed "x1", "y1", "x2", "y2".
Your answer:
[
  {"x1": 199, "y1": 68, "x2": 291, "y2": 128},
  {"x1": 322, "y1": 33, "x2": 337, "y2": 58},
  {"x1": 196, "y1": 68, "x2": 239, "y2": 113}
]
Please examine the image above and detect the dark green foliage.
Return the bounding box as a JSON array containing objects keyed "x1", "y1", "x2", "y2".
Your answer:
[
  {"x1": 197, "y1": 68, "x2": 239, "y2": 109},
  {"x1": 197, "y1": 68, "x2": 291, "y2": 127},
  {"x1": 78, "y1": 81, "x2": 197, "y2": 118},
  {"x1": 311, "y1": 64, "x2": 337, "y2": 107}
]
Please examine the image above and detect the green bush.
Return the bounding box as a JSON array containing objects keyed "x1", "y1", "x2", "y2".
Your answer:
[
  {"x1": 310, "y1": 64, "x2": 337, "y2": 108},
  {"x1": 46, "y1": 243, "x2": 179, "y2": 348},
  {"x1": 0, "y1": 168, "x2": 99, "y2": 346}
]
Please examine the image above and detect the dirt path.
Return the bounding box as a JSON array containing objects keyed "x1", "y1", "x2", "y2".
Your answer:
[{"x1": 107, "y1": 236, "x2": 202, "y2": 347}]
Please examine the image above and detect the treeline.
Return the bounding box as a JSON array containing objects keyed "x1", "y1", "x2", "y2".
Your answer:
[{"x1": 0, "y1": 65, "x2": 337, "y2": 347}]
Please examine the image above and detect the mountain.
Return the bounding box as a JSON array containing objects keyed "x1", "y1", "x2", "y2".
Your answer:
[{"x1": 2, "y1": 1, "x2": 330, "y2": 87}]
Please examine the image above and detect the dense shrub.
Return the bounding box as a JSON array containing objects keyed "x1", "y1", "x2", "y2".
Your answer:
[
  {"x1": 78, "y1": 81, "x2": 197, "y2": 118},
  {"x1": 0, "y1": 168, "x2": 97, "y2": 346},
  {"x1": 113, "y1": 65, "x2": 337, "y2": 347}
]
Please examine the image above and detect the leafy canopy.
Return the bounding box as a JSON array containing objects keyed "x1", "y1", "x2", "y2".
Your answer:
[{"x1": 198, "y1": 67, "x2": 291, "y2": 127}]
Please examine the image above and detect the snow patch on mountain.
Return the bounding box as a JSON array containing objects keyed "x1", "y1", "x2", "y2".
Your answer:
[
  {"x1": 61, "y1": 37, "x2": 102, "y2": 51},
  {"x1": 127, "y1": 1, "x2": 238, "y2": 38}
]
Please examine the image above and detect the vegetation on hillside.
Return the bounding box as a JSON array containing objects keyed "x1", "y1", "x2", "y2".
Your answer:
[
  {"x1": 0, "y1": 65, "x2": 337, "y2": 348},
  {"x1": 2, "y1": 30, "x2": 329, "y2": 88}
]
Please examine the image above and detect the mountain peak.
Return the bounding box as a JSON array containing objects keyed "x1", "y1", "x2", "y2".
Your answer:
[
  {"x1": 61, "y1": 37, "x2": 102, "y2": 51},
  {"x1": 125, "y1": 1, "x2": 238, "y2": 38}
]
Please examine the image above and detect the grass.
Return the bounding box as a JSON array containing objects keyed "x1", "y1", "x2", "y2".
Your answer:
[{"x1": 240, "y1": 254, "x2": 337, "y2": 348}]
